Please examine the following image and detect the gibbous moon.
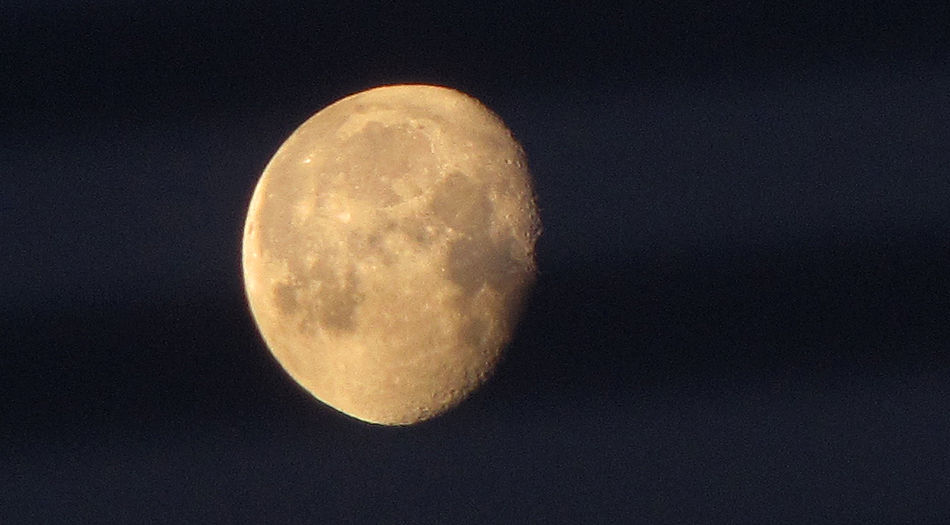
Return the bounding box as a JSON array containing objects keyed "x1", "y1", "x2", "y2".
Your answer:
[{"x1": 242, "y1": 84, "x2": 540, "y2": 425}]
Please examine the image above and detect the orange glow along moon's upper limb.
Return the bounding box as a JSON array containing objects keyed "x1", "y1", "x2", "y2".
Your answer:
[{"x1": 242, "y1": 84, "x2": 540, "y2": 425}]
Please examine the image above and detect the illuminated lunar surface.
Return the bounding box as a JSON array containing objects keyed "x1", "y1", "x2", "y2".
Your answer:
[{"x1": 242, "y1": 84, "x2": 540, "y2": 425}]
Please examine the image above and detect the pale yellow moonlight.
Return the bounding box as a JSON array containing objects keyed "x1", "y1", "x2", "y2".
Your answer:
[{"x1": 242, "y1": 84, "x2": 540, "y2": 425}]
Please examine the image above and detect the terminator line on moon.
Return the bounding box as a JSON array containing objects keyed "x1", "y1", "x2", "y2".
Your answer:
[{"x1": 242, "y1": 84, "x2": 540, "y2": 425}]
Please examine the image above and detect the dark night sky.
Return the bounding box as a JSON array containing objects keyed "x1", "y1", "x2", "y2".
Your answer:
[{"x1": 3, "y1": 1, "x2": 950, "y2": 523}]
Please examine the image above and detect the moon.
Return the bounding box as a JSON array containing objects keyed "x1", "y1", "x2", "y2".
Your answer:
[{"x1": 242, "y1": 84, "x2": 540, "y2": 425}]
